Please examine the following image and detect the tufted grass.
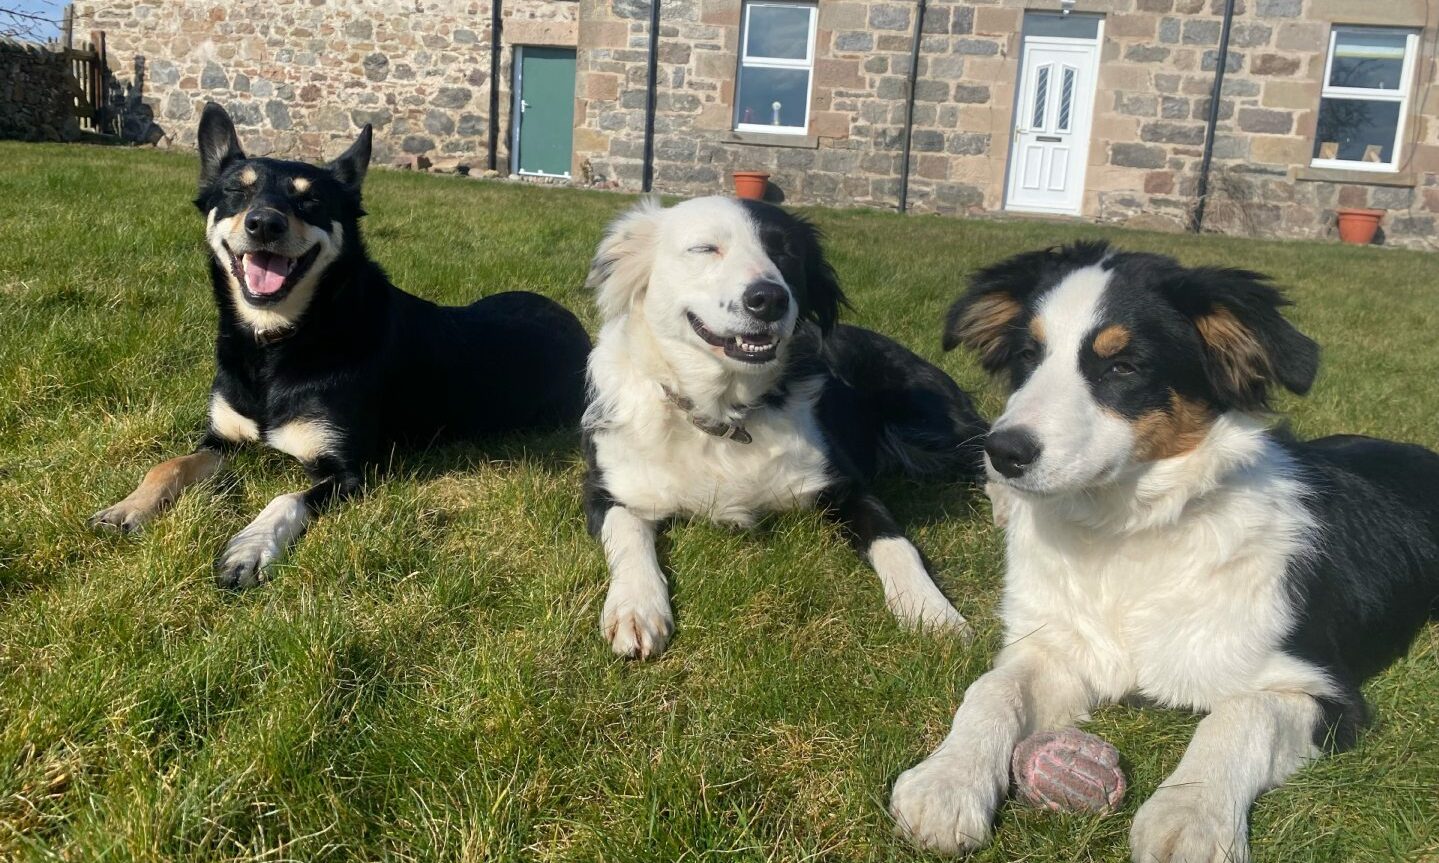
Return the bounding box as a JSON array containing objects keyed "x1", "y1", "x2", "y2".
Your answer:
[{"x1": 0, "y1": 141, "x2": 1435, "y2": 863}]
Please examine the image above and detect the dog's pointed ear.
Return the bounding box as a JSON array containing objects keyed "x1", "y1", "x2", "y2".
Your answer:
[
  {"x1": 330, "y1": 124, "x2": 373, "y2": 192},
  {"x1": 1165, "y1": 268, "x2": 1319, "y2": 409},
  {"x1": 587, "y1": 197, "x2": 662, "y2": 320},
  {"x1": 197, "y1": 102, "x2": 244, "y2": 190}
]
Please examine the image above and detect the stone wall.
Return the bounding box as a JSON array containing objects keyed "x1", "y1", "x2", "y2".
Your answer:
[
  {"x1": 75, "y1": 0, "x2": 578, "y2": 166},
  {"x1": 0, "y1": 38, "x2": 80, "y2": 142},
  {"x1": 573, "y1": 0, "x2": 1439, "y2": 249}
]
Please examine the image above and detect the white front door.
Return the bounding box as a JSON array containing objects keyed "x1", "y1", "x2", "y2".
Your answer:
[{"x1": 1006, "y1": 14, "x2": 1103, "y2": 215}]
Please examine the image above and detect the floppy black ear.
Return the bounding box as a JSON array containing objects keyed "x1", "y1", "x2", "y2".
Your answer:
[
  {"x1": 197, "y1": 102, "x2": 244, "y2": 191},
  {"x1": 1164, "y1": 268, "x2": 1319, "y2": 410},
  {"x1": 792, "y1": 216, "x2": 847, "y2": 335},
  {"x1": 330, "y1": 124, "x2": 373, "y2": 193}
]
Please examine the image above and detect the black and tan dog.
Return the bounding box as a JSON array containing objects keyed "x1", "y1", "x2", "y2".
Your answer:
[{"x1": 90, "y1": 103, "x2": 591, "y2": 588}]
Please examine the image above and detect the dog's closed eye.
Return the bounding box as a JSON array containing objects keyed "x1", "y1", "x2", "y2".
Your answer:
[{"x1": 687, "y1": 244, "x2": 720, "y2": 255}]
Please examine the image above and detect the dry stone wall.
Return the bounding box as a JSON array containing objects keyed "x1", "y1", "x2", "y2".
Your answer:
[
  {"x1": 75, "y1": 0, "x2": 577, "y2": 165},
  {"x1": 0, "y1": 38, "x2": 80, "y2": 142}
]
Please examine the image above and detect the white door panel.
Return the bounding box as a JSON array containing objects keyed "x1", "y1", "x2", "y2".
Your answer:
[{"x1": 1006, "y1": 16, "x2": 1102, "y2": 215}]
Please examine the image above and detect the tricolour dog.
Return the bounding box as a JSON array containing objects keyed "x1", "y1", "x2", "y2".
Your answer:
[
  {"x1": 890, "y1": 241, "x2": 1439, "y2": 861},
  {"x1": 90, "y1": 103, "x2": 591, "y2": 588},
  {"x1": 581, "y1": 197, "x2": 989, "y2": 659}
]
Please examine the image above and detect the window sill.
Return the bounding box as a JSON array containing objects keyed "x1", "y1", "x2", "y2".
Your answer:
[
  {"x1": 1294, "y1": 166, "x2": 1416, "y2": 187},
  {"x1": 718, "y1": 130, "x2": 820, "y2": 149}
]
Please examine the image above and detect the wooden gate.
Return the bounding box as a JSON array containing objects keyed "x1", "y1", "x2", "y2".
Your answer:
[{"x1": 62, "y1": 5, "x2": 110, "y2": 134}]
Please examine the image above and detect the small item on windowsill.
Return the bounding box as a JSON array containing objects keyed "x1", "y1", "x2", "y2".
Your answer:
[
  {"x1": 1362, "y1": 145, "x2": 1384, "y2": 163},
  {"x1": 733, "y1": 170, "x2": 770, "y2": 201},
  {"x1": 1336, "y1": 207, "x2": 1384, "y2": 245},
  {"x1": 1318, "y1": 141, "x2": 1340, "y2": 160},
  {"x1": 1011, "y1": 727, "x2": 1127, "y2": 814}
]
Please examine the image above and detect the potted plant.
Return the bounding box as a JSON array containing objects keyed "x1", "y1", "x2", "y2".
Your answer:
[
  {"x1": 732, "y1": 170, "x2": 770, "y2": 201},
  {"x1": 1335, "y1": 207, "x2": 1384, "y2": 245}
]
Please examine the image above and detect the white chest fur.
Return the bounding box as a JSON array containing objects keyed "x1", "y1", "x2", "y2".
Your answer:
[
  {"x1": 996, "y1": 417, "x2": 1332, "y2": 711},
  {"x1": 592, "y1": 384, "x2": 832, "y2": 526}
]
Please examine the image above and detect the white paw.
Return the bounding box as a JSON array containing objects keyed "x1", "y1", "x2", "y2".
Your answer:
[
  {"x1": 214, "y1": 493, "x2": 308, "y2": 590},
  {"x1": 1131, "y1": 788, "x2": 1249, "y2": 863},
  {"x1": 890, "y1": 593, "x2": 974, "y2": 641},
  {"x1": 601, "y1": 579, "x2": 673, "y2": 660},
  {"x1": 890, "y1": 754, "x2": 1000, "y2": 855}
]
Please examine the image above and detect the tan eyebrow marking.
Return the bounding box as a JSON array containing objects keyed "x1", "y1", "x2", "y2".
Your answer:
[
  {"x1": 291, "y1": 177, "x2": 311, "y2": 193},
  {"x1": 1092, "y1": 324, "x2": 1131, "y2": 358},
  {"x1": 1028, "y1": 315, "x2": 1045, "y2": 344},
  {"x1": 239, "y1": 166, "x2": 258, "y2": 185}
]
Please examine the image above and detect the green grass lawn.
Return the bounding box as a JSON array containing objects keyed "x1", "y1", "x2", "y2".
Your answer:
[{"x1": 0, "y1": 142, "x2": 1436, "y2": 863}]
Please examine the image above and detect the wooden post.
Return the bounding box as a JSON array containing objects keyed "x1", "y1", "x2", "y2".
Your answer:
[
  {"x1": 90, "y1": 30, "x2": 102, "y2": 125},
  {"x1": 63, "y1": 3, "x2": 74, "y2": 50}
]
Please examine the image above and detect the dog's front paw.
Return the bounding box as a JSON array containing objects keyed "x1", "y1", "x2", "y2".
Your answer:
[
  {"x1": 213, "y1": 493, "x2": 308, "y2": 590},
  {"x1": 601, "y1": 582, "x2": 673, "y2": 660},
  {"x1": 890, "y1": 754, "x2": 999, "y2": 855},
  {"x1": 88, "y1": 497, "x2": 160, "y2": 534},
  {"x1": 1131, "y1": 788, "x2": 1248, "y2": 863}
]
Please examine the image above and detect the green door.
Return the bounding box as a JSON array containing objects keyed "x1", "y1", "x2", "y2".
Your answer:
[{"x1": 515, "y1": 46, "x2": 576, "y2": 177}]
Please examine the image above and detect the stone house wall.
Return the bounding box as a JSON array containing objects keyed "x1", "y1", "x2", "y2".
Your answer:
[
  {"x1": 0, "y1": 38, "x2": 81, "y2": 142},
  {"x1": 75, "y1": 0, "x2": 578, "y2": 165},
  {"x1": 572, "y1": 0, "x2": 1439, "y2": 249},
  {"x1": 76, "y1": 0, "x2": 1439, "y2": 248}
]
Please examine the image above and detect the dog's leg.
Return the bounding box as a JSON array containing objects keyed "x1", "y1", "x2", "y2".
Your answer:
[
  {"x1": 1130, "y1": 691, "x2": 1322, "y2": 863},
  {"x1": 822, "y1": 488, "x2": 971, "y2": 635},
  {"x1": 215, "y1": 462, "x2": 363, "y2": 589},
  {"x1": 598, "y1": 506, "x2": 673, "y2": 660},
  {"x1": 89, "y1": 447, "x2": 224, "y2": 533},
  {"x1": 890, "y1": 645, "x2": 1092, "y2": 854}
]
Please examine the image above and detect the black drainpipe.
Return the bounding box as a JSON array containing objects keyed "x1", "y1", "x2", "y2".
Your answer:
[
  {"x1": 1191, "y1": 0, "x2": 1237, "y2": 233},
  {"x1": 642, "y1": 0, "x2": 661, "y2": 192},
  {"x1": 897, "y1": 0, "x2": 928, "y2": 213},
  {"x1": 488, "y1": 0, "x2": 502, "y2": 172}
]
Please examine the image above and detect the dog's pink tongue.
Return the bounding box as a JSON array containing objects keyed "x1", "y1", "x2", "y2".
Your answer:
[{"x1": 243, "y1": 252, "x2": 291, "y2": 295}]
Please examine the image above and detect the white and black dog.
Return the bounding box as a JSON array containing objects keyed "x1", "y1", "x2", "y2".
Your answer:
[
  {"x1": 889, "y1": 241, "x2": 1439, "y2": 861},
  {"x1": 581, "y1": 196, "x2": 989, "y2": 659},
  {"x1": 90, "y1": 103, "x2": 591, "y2": 588}
]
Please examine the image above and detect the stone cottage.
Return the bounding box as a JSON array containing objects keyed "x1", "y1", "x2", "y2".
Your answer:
[{"x1": 79, "y1": 0, "x2": 1439, "y2": 248}]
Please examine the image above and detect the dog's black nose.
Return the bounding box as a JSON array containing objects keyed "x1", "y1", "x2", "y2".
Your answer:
[
  {"x1": 244, "y1": 208, "x2": 289, "y2": 244},
  {"x1": 985, "y1": 428, "x2": 1041, "y2": 479},
  {"x1": 742, "y1": 280, "x2": 790, "y2": 323}
]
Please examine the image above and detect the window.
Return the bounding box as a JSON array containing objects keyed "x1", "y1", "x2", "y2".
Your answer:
[
  {"x1": 1312, "y1": 26, "x2": 1419, "y2": 172},
  {"x1": 734, "y1": 1, "x2": 816, "y2": 135}
]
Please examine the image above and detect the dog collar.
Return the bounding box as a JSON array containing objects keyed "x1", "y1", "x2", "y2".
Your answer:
[
  {"x1": 661, "y1": 385, "x2": 753, "y2": 444},
  {"x1": 253, "y1": 325, "x2": 296, "y2": 346}
]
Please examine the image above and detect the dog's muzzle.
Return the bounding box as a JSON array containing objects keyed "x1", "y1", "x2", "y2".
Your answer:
[{"x1": 686, "y1": 311, "x2": 779, "y2": 364}]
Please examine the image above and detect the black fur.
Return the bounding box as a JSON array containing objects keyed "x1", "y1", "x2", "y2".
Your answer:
[
  {"x1": 193, "y1": 103, "x2": 590, "y2": 586},
  {"x1": 1278, "y1": 433, "x2": 1439, "y2": 750}
]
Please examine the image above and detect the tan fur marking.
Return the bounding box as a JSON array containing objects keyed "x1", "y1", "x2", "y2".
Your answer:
[
  {"x1": 89, "y1": 450, "x2": 223, "y2": 531},
  {"x1": 210, "y1": 393, "x2": 260, "y2": 442},
  {"x1": 1194, "y1": 308, "x2": 1272, "y2": 392},
  {"x1": 1132, "y1": 391, "x2": 1216, "y2": 461},
  {"x1": 1028, "y1": 315, "x2": 1045, "y2": 345},
  {"x1": 240, "y1": 166, "x2": 258, "y2": 185},
  {"x1": 267, "y1": 418, "x2": 337, "y2": 463},
  {"x1": 1092, "y1": 324, "x2": 1131, "y2": 358},
  {"x1": 291, "y1": 177, "x2": 311, "y2": 193},
  {"x1": 957, "y1": 294, "x2": 1023, "y2": 365}
]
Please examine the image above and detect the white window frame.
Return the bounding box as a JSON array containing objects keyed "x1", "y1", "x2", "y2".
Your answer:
[
  {"x1": 1311, "y1": 25, "x2": 1419, "y2": 174},
  {"x1": 733, "y1": 1, "x2": 817, "y2": 135}
]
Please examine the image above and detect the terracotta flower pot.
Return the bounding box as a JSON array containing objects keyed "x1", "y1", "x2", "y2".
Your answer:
[
  {"x1": 732, "y1": 171, "x2": 770, "y2": 201},
  {"x1": 1335, "y1": 207, "x2": 1383, "y2": 245}
]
